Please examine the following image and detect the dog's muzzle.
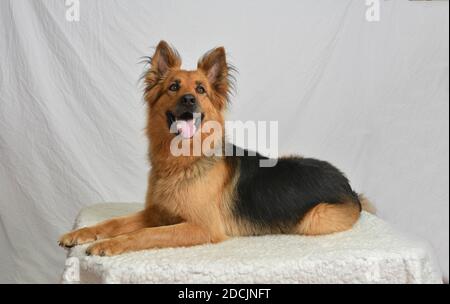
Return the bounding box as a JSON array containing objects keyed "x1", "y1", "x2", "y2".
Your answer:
[{"x1": 166, "y1": 94, "x2": 204, "y2": 139}]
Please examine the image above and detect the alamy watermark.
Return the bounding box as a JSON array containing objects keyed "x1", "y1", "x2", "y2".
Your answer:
[
  {"x1": 365, "y1": 0, "x2": 380, "y2": 22},
  {"x1": 65, "y1": 0, "x2": 80, "y2": 22},
  {"x1": 169, "y1": 114, "x2": 279, "y2": 167}
]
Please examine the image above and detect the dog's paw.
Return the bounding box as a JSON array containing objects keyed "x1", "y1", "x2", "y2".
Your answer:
[
  {"x1": 85, "y1": 239, "x2": 127, "y2": 257},
  {"x1": 58, "y1": 227, "x2": 98, "y2": 248}
]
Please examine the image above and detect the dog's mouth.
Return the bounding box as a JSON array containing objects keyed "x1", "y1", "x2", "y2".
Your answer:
[{"x1": 166, "y1": 111, "x2": 204, "y2": 139}]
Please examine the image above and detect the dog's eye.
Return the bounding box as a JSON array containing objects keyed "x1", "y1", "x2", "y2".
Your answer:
[
  {"x1": 169, "y1": 83, "x2": 179, "y2": 92},
  {"x1": 196, "y1": 85, "x2": 206, "y2": 94}
]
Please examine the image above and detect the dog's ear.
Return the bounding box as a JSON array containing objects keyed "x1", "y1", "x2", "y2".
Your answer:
[
  {"x1": 144, "y1": 41, "x2": 181, "y2": 104},
  {"x1": 198, "y1": 47, "x2": 232, "y2": 108},
  {"x1": 151, "y1": 40, "x2": 181, "y2": 76}
]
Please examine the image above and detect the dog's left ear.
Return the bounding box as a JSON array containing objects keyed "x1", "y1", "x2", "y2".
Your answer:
[{"x1": 198, "y1": 47, "x2": 231, "y2": 108}]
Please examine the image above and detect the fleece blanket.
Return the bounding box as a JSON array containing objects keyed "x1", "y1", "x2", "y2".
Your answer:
[{"x1": 61, "y1": 203, "x2": 442, "y2": 284}]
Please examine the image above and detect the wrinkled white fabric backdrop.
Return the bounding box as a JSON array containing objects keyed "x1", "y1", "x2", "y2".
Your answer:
[{"x1": 0, "y1": 0, "x2": 448, "y2": 283}]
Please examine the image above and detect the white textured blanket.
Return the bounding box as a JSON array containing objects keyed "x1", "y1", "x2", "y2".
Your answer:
[{"x1": 61, "y1": 203, "x2": 442, "y2": 284}]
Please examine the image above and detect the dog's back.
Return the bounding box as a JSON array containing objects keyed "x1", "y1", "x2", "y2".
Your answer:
[{"x1": 223, "y1": 145, "x2": 361, "y2": 236}]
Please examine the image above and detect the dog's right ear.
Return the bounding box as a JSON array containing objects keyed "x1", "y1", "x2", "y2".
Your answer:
[
  {"x1": 144, "y1": 41, "x2": 181, "y2": 104},
  {"x1": 151, "y1": 41, "x2": 181, "y2": 76}
]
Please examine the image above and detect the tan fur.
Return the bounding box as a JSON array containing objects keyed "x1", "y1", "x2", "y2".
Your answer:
[
  {"x1": 296, "y1": 202, "x2": 360, "y2": 236},
  {"x1": 80, "y1": 159, "x2": 233, "y2": 256},
  {"x1": 86, "y1": 223, "x2": 213, "y2": 256},
  {"x1": 136, "y1": 41, "x2": 233, "y2": 251},
  {"x1": 59, "y1": 211, "x2": 150, "y2": 247},
  {"x1": 58, "y1": 205, "x2": 187, "y2": 248}
]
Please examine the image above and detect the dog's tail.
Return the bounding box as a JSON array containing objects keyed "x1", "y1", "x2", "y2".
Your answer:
[{"x1": 358, "y1": 193, "x2": 377, "y2": 214}]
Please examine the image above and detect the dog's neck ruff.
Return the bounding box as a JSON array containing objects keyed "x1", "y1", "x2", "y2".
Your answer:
[{"x1": 150, "y1": 154, "x2": 223, "y2": 180}]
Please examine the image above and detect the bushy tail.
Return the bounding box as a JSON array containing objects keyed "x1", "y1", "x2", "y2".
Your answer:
[{"x1": 358, "y1": 194, "x2": 376, "y2": 214}]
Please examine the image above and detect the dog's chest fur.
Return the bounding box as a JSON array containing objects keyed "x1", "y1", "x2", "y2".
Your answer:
[{"x1": 147, "y1": 157, "x2": 235, "y2": 238}]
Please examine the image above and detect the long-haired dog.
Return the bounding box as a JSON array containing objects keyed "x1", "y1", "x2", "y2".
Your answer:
[{"x1": 59, "y1": 41, "x2": 372, "y2": 256}]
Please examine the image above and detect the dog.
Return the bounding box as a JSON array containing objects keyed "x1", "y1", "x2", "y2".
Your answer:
[{"x1": 59, "y1": 41, "x2": 372, "y2": 256}]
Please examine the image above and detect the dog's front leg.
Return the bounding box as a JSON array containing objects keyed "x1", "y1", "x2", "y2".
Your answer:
[
  {"x1": 58, "y1": 210, "x2": 152, "y2": 248},
  {"x1": 85, "y1": 222, "x2": 221, "y2": 256}
]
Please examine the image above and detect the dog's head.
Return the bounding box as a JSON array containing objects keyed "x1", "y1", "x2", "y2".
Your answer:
[{"x1": 143, "y1": 41, "x2": 233, "y2": 153}]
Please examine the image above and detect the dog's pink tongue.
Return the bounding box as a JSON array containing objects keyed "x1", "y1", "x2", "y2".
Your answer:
[{"x1": 176, "y1": 120, "x2": 196, "y2": 139}]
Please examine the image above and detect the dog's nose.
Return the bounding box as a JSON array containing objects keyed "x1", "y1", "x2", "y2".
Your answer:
[{"x1": 181, "y1": 94, "x2": 196, "y2": 106}]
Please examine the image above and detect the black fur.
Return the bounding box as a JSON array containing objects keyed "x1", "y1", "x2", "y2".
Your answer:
[{"x1": 228, "y1": 145, "x2": 361, "y2": 232}]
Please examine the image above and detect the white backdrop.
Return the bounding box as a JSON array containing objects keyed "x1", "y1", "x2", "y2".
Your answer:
[{"x1": 0, "y1": 0, "x2": 448, "y2": 283}]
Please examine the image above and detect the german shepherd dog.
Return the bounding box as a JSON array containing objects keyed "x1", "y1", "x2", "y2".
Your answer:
[{"x1": 59, "y1": 41, "x2": 371, "y2": 256}]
